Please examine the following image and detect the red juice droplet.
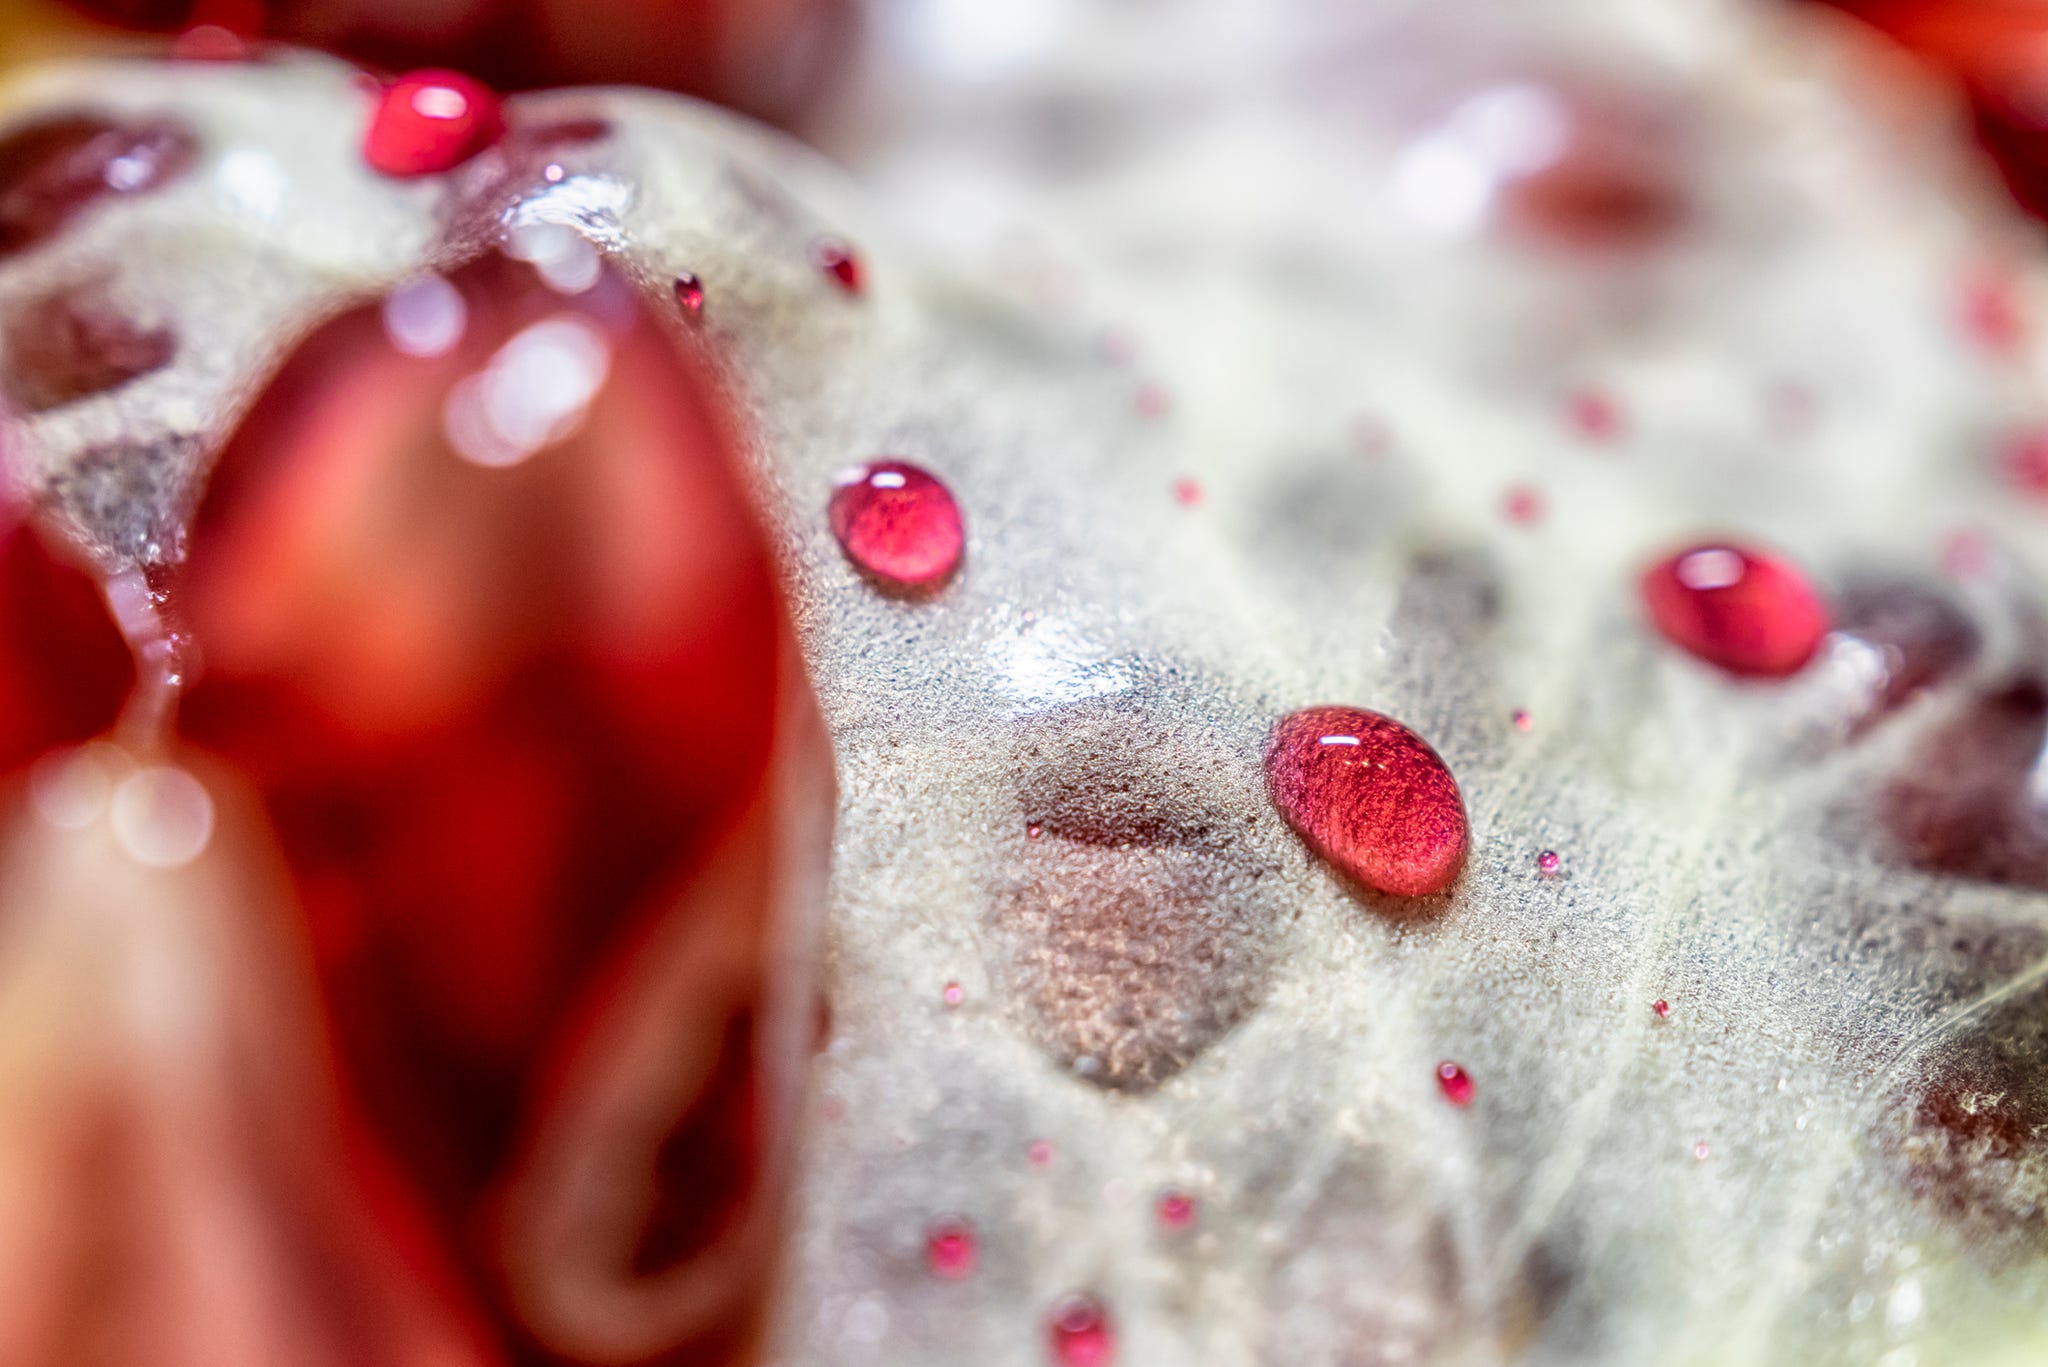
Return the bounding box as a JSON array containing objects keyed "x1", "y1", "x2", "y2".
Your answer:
[
  {"x1": 1502, "y1": 485, "x2": 1544, "y2": 525},
  {"x1": 1651, "y1": 998, "x2": 1671, "y2": 1018},
  {"x1": 1134, "y1": 382, "x2": 1169, "y2": 419},
  {"x1": 925, "y1": 1219, "x2": 979, "y2": 1280},
  {"x1": 828, "y1": 459, "x2": 965, "y2": 592},
  {"x1": 673, "y1": 272, "x2": 705, "y2": 316},
  {"x1": 1566, "y1": 388, "x2": 1623, "y2": 442},
  {"x1": 1536, "y1": 849, "x2": 1560, "y2": 875},
  {"x1": 1640, "y1": 541, "x2": 1829, "y2": 678},
  {"x1": 363, "y1": 70, "x2": 505, "y2": 177},
  {"x1": 811, "y1": 237, "x2": 862, "y2": 293},
  {"x1": 1511, "y1": 709, "x2": 1533, "y2": 733},
  {"x1": 941, "y1": 981, "x2": 965, "y2": 1007},
  {"x1": 1995, "y1": 427, "x2": 2048, "y2": 499},
  {"x1": 0, "y1": 114, "x2": 196, "y2": 256},
  {"x1": 1436, "y1": 1061, "x2": 1474, "y2": 1107},
  {"x1": 1155, "y1": 1190, "x2": 1196, "y2": 1231},
  {"x1": 1027, "y1": 1139, "x2": 1056, "y2": 1168},
  {"x1": 1048, "y1": 1294, "x2": 1116, "y2": 1367},
  {"x1": 1264, "y1": 705, "x2": 1469, "y2": 897},
  {"x1": 1173, "y1": 477, "x2": 1202, "y2": 507}
]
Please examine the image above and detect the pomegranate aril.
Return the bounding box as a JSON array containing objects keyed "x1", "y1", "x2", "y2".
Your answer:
[
  {"x1": 0, "y1": 114, "x2": 196, "y2": 256},
  {"x1": 363, "y1": 70, "x2": 505, "y2": 177},
  {"x1": 1640, "y1": 542, "x2": 1829, "y2": 678},
  {"x1": 829, "y1": 459, "x2": 965, "y2": 591},
  {"x1": 0, "y1": 512, "x2": 135, "y2": 772},
  {"x1": 1265, "y1": 705, "x2": 1469, "y2": 898},
  {"x1": 174, "y1": 247, "x2": 790, "y2": 1249}
]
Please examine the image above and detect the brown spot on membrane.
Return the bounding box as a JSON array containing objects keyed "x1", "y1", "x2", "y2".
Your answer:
[
  {"x1": 2, "y1": 287, "x2": 175, "y2": 412},
  {"x1": 1882, "y1": 982, "x2": 2048, "y2": 1259},
  {"x1": 1881, "y1": 678, "x2": 2048, "y2": 889},
  {"x1": 992, "y1": 703, "x2": 1279, "y2": 1091}
]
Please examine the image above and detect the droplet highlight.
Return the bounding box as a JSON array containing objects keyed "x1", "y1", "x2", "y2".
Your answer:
[{"x1": 925, "y1": 1219, "x2": 978, "y2": 1280}]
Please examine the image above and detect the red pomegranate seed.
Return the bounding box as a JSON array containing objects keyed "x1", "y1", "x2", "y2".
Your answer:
[
  {"x1": 362, "y1": 70, "x2": 505, "y2": 177},
  {"x1": 0, "y1": 511, "x2": 135, "y2": 772},
  {"x1": 925, "y1": 1219, "x2": 979, "y2": 1280},
  {"x1": 1640, "y1": 542, "x2": 1830, "y2": 678},
  {"x1": 1436, "y1": 1060, "x2": 1475, "y2": 1107},
  {"x1": 1048, "y1": 1294, "x2": 1116, "y2": 1367},
  {"x1": 828, "y1": 459, "x2": 965, "y2": 591},
  {"x1": 173, "y1": 250, "x2": 791, "y2": 1244},
  {"x1": 1264, "y1": 705, "x2": 1469, "y2": 897},
  {"x1": 0, "y1": 114, "x2": 196, "y2": 256}
]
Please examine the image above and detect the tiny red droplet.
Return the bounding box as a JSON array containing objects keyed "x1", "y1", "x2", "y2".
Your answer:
[
  {"x1": 673, "y1": 272, "x2": 704, "y2": 316},
  {"x1": 1536, "y1": 849, "x2": 1560, "y2": 874},
  {"x1": 0, "y1": 114, "x2": 196, "y2": 256},
  {"x1": 811, "y1": 237, "x2": 862, "y2": 293},
  {"x1": 1135, "y1": 382, "x2": 1169, "y2": 419},
  {"x1": 363, "y1": 70, "x2": 504, "y2": 178},
  {"x1": 925, "y1": 1219, "x2": 979, "y2": 1280},
  {"x1": 1027, "y1": 1139, "x2": 1056, "y2": 1168},
  {"x1": 1651, "y1": 998, "x2": 1671, "y2": 1019},
  {"x1": 1155, "y1": 1190, "x2": 1196, "y2": 1231},
  {"x1": 1995, "y1": 428, "x2": 2048, "y2": 499},
  {"x1": 1173, "y1": 477, "x2": 1202, "y2": 507},
  {"x1": 1026, "y1": 822, "x2": 1043, "y2": 840},
  {"x1": 1048, "y1": 1294, "x2": 1116, "y2": 1367},
  {"x1": 1436, "y1": 1061, "x2": 1474, "y2": 1107},
  {"x1": 1640, "y1": 542, "x2": 1829, "y2": 678},
  {"x1": 1962, "y1": 269, "x2": 2026, "y2": 356},
  {"x1": 1566, "y1": 388, "x2": 1623, "y2": 442},
  {"x1": 1511, "y1": 709, "x2": 1533, "y2": 732},
  {"x1": 1693, "y1": 1140, "x2": 1711, "y2": 1161},
  {"x1": 1502, "y1": 484, "x2": 1544, "y2": 525},
  {"x1": 1264, "y1": 705, "x2": 1469, "y2": 898},
  {"x1": 941, "y1": 981, "x2": 964, "y2": 1007},
  {"x1": 829, "y1": 459, "x2": 964, "y2": 591}
]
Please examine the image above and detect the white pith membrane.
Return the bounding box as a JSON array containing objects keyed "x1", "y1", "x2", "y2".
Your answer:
[{"x1": 0, "y1": 1, "x2": 2043, "y2": 1363}]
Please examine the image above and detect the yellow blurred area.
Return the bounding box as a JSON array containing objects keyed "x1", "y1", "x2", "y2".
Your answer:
[{"x1": 0, "y1": 0, "x2": 117, "y2": 68}]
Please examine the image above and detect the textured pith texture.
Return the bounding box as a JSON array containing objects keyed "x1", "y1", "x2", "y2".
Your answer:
[{"x1": 2, "y1": 1, "x2": 2048, "y2": 1363}]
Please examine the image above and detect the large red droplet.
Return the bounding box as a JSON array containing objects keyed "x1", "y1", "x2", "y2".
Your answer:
[
  {"x1": 0, "y1": 508, "x2": 135, "y2": 771},
  {"x1": 0, "y1": 113, "x2": 196, "y2": 256},
  {"x1": 1640, "y1": 542, "x2": 1830, "y2": 678},
  {"x1": 174, "y1": 247, "x2": 791, "y2": 1256},
  {"x1": 363, "y1": 70, "x2": 505, "y2": 178},
  {"x1": 828, "y1": 459, "x2": 964, "y2": 591},
  {"x1": 1264, "y1": 705, "x2": 1469, "y2": 898},
  {"x1": 810, "y1": 237, "x2": 863, "y2": 293},
  {"x1": 1048, "y1": 1294, "x2": 1116, "y2": 1367}
]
